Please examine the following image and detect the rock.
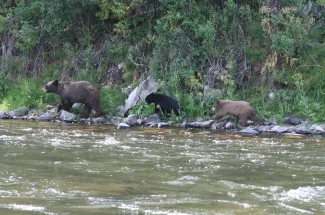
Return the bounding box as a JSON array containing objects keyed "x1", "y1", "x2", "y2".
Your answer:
[
  {"x1": 284, "y1": 115, "x2": 302, "y2": 125},
  {"x1": 37, "y1": 112, "x2": 55, "y2": 122},
  {"x1": 123, "y1": 76, "x2": 158, "y2": 116},
  {"x1": 239, "y1": 127, "x2": 259, "y2": 135},
  {"x1": 148, "y1": 123, "x2": 158, "y2": 128},
  {"x1": 124, "y1": 114, "x2": 138, "y2": 126},
  {"x1": 225, "y1": 122, "x2": 234, "y2": 129},
  {"x1": 295, "y1": 124, "x2": 312, "y2": 134},
  {"x1": 0, "y1": 110, "x2": 11, "y2": 119},
  {"x1": 211, "y1": 122, "x2": 226, "y2": 130},
  {"x1": 104, "y1": 114, "x2": 112, "y2": 122},
  {"x1": 187, "y1": 120, "x2": 215, "y2": 128},
  {"x1": 8, "y1": 106, "x2": 28, "y2": 117},
  {"x1": 59, "y1": 110, "x2": 77, "y2": 122},
  {"x1": 270, "y1": 125, "x2": 290, "y2": 133},
  {"x1": 264, "y1": 118, "x2": 277, "y2": 126},
  {"x1": 254, "y1": 125, "x2": 273, "y2": 133},
  {"x1": 72, "y1": 103, "x2": 82, "y2": 109},
  {"x1": 144, "y1": 114, "x2": 161, "y2": 125},
  {"x1": 91, "y1": 117, "x2": 107, "y2": 124},
  {"x1": 117, "y1": 123, "x2": 130, "y2": 129},
  {"x1": 79, "y1": 118, "x2": 92, "y2": 125},
  {"x1": 136, "y1": 118, "x2": 145, "y2": 126},
  {"x1": 158, "y1": 122, "x2": 169, "y2": 128},
  {"x1": 246, "y1": 120, "x2": 255, "y2": 125},
  {"x1": 310, "y1": 124, "x2": 325, "y2": 134},
  {"x1": 26, "y1": 115, "x2": 36, "y2": 120}
]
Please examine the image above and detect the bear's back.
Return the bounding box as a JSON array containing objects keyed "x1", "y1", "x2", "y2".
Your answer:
[{"x1": 219, "y1": 100, "x2": 253, "y2": 114}]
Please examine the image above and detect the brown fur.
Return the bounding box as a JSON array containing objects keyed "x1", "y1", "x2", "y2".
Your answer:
[
  {"x1": 212, "y1": 100, "x2": 260, "y2": 126},
  {"x1": 42, "y1": 80, "x2": 104, "y2": 118}
]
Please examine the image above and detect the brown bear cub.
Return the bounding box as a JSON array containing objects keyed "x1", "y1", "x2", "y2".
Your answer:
[
  {"x1": 212, "y1": 100, "x2": 261, "y2": 127},
  {"x1": 42, "y1": 80, "x2": 104, "y2": 118}
]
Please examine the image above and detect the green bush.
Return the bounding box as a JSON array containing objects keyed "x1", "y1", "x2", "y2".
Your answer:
[
  {"x1": 100, "y1": 86, "x2": 126, "y2": 115},
  {"x1": 0, "y1": 78, "x2": 57, "y2": 111}
]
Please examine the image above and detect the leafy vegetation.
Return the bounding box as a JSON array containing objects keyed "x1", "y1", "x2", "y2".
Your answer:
[{"x1": 0, "y1": 0, "x2": 324, "y2": 122}]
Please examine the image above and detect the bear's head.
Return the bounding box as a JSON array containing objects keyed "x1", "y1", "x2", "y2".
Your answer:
[
  {"x1": 212, "y1": 100, "x2": 222, "y2": 112},
  {"x1": 42, "y1": 80, "x2": 59, "y2": 94},
  {"x1": 145, "y1": 93, "x2": 155, "y2": 104}
]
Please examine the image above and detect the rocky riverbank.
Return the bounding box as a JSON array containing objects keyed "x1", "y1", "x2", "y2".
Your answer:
[{"x1": 1, "y1": 106, "x2": 325, "y2": 137}]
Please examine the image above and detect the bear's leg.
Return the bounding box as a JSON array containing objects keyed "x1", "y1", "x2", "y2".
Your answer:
[
  {"x1": 61, "y1": 101, "x2": 72, "y2": 112},
  {"x1": 239, "y1": 114, "x2": 248, "y2": 127},
  {"x1": 81, "y1": 105, "x2": 91, "y2": 118},
  {"x1": 91, "y1": 102, "x2": 104, "y2": 117},
  {"x1": 57, "y1": 103, "x2": 63, "y2": 112},
  {"x1": 212, "y1": 113, "x2": 225, "y2": 120},
  {"x1": 173, "y1": 108, "x2": 180, "y2": 116}
]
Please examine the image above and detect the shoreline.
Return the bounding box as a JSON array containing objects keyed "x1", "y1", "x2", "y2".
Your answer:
[{"x1": 1, "y1": 107, "x2": 325, "y2": 138}]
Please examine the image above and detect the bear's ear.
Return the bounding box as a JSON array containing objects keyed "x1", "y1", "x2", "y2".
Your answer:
[{"x1": 53, "y1": 80, "x2": 59, "y2": 86}]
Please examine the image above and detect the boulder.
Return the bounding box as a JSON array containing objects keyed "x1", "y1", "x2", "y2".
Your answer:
[
  {"x1": 158, "y1": 122, "x2": 169, "y2": 128},
  {"x1": 187, "y1": 120, "x2": 215, "y2": 128},
  {"x1": 37, "y1": 112, "x2": 55, "y2": 122},
  {"x1": 0, "y1": 111, "x2": 11, "y2": 119},
  {"x1": 264, "y1": 118, "x2": 277, "y2": 126},
  {"x1": 310, "y1": 124, "x2": 325, "y2": 134},
  {"x1": 91, "y1": 117, "x2": 107, "y2": 124},
  {"x1": 270, "y1": 125, "x2": 290, "y2": 133},
  {"x1": 295, "y1": 124, "x2": 312, "y2": 134},
  {"x1": 72, "y1": 103, "x2": 82, "y2": 109},
  {"x1": 117, "y1": 123, "x2": 130, "y2": 129},
  {"x1": 123, "y1": 76, "x2": 158, "y2": 116},
  {"x1": 211, "y1": 122, "x2": 226, "y2": 130},
  {"x1": 124, "y1": 114, "x2": 138, "y2": 126},
  {"x1": 59, "y1": 110, "x2": 77, "y2": 122},
  {"x1": 284, "y1": 115, "x2": 302, "y2": 125},
  {"x1": 136, "y1": 118, "x2": 145, "y2": 126},
  {"x1": 144, "y1": 114, "x2": 161, "y2": 125},
  {"x1": 239, "y1": 127, "x2": 259, "y2": 135},
  {"x1": 8, "y1": 106, "x2": 28, "y2": 117},
  {"x1": 254, "y1": 125, "x2": 273, "y2": 133},
  {"x1": 225, "y1": 122, "x2": 234, "y2": 129}
]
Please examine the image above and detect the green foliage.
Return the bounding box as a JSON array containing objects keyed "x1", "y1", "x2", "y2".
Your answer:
[
  {"x1": 179, "y1": 92, "x2": 216, "y2": 119},
  {"x1": 16, "y1": 23, "x2": 40, "y2": 53},
  {"x1": 292, "y1": 73, "x2": 322, "y2": 121},
  {"x1": 129, "y1": 102, "x2": 155, "y2": 118},
  {"x1": 100, "y1": 86, "x2": 126, "y2": 115},
  {"x1": 0, "y1": 78, "x2": 57, "y2": 111},
  {"x1": 0, "y1": 0, "x2": 324, "y2": 122},
  {"x1": 106, "y1": 39, "x2": 128, "y2": 62},
  {"x1": 150, "y1": 0, "x2": 219, "y2": 94},
  {"x1": 271, "y1": 33, "x2": 294, "y2": 56}
]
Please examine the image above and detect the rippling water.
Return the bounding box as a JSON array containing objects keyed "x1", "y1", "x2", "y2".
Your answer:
[{"x1": 0, "y1": 120, "x2": 324, "y2": 215}]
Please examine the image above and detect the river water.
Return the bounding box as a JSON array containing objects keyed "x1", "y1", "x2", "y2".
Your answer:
[{"x1": 0, "y1": 120, "x2": 324, "y2": 215}]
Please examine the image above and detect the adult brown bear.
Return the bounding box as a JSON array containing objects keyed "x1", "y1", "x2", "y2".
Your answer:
[
  {"x1": 42, "y1": 80, "x2": 104, "y2": 118},
  {"x1": 212, "y1": 100, "x2": 261, "y2": 126}
]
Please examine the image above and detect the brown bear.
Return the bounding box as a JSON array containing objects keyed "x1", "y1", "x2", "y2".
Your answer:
[
  {"x1": 42, "y1": 80, "x2": 104, "y2": 118},
  {"x1": 212, "y1": 99, "x2": 261, "y2": 126}
]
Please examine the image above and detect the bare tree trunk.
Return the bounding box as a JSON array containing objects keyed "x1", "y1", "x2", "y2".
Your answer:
[{"x1": 1, "y1": 36, "x2": 15, "y2": 74}]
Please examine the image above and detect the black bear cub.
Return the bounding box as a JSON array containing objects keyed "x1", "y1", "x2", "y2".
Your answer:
[
  {"x1": 42, "y1": 80, "x2": 104, "y2": 118},
  {"x1": 145, "y1": 93, "x2": 180, "y2": 116}
]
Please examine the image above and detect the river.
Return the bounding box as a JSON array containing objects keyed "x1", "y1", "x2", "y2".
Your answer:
[{"x1": 0, "y1": 120, "x2": 324, "y2": 214}]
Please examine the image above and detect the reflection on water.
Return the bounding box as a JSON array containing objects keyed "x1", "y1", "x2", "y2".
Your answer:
[{"x1": 0, "y1": 120, "x2": 325, "y2": 214}]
